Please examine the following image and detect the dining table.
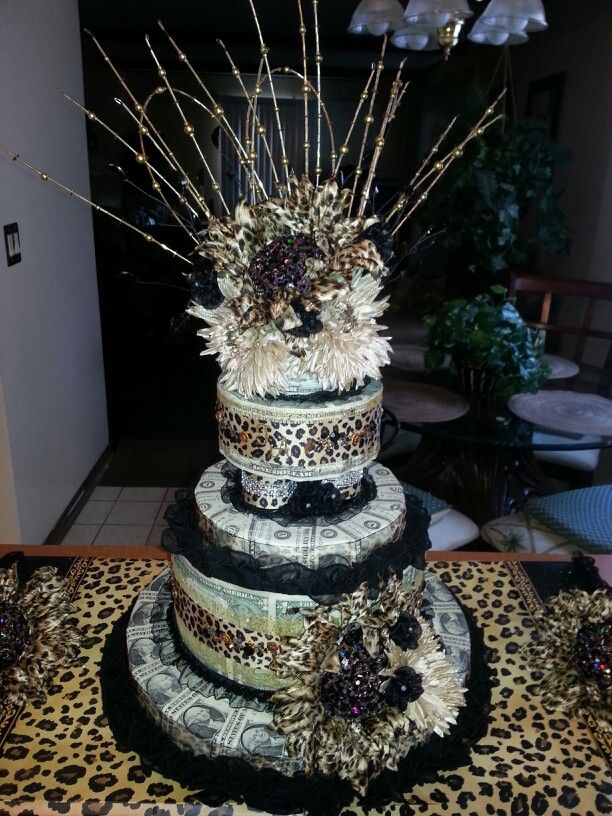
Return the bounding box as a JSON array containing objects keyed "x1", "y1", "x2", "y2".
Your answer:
[
  {"x1": 0, "y1": 544, "x2": 610, "y2": 816},
  {"x1": 383, "y1": 365, "x2": 612, "y2": 527}
]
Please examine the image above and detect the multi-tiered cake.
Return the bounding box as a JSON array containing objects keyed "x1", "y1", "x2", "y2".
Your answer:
[
  {"x1": 0, "y1": 1, "x2": 504, "y2": 803},
  {"x1": 125, "y1": 176, "x2": 471, "y2": 796}
]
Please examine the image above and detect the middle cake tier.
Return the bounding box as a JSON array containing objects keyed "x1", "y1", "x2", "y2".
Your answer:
[{"x1": 194, "y1": 461, "x2": 409, "y2": 570}]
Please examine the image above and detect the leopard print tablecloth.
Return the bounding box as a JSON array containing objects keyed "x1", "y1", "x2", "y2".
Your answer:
[{"x1": 0, "y1": 558, "x2": 610, "y2": 816}]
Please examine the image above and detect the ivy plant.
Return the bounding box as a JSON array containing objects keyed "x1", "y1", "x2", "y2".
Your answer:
[
  {"x1": 424, "y1": 289, "x2": 550, "y2": 399},
  {"x1": 419, "y1": 119, "x2": 570, "y2": 274}
]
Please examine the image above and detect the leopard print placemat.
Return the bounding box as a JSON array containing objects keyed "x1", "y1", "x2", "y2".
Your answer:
[{"x1": 0, "y1": 557, "x2": 610, "y2": 815}]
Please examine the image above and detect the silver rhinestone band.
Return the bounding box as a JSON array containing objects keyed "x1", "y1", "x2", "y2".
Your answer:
[
  {"x1": 241, "y1": 471, "x2": 296, "y2": 501},
  {"x1": 324, "y1": 468, "x2": 364, "y2": 489}
]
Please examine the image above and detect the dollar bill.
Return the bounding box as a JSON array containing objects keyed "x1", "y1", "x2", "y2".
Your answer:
[
  {"x1": 126, "y1": 621, "x2": 169, "y2": 645},
  {"x1": 195, "y1": 462, "x2": 406, "y2": 568},
  {"x1": 175, "y1": 555, "x2": 315, "y2": 625}
]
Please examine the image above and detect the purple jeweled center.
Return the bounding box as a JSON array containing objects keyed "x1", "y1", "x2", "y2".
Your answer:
[
  {"x1": 575, "y1": 617, "x2": 612, "y2": 688},
  {"x1": 0, "y1": 601, "x2": 30, "y2": 670},
  {"x1": 247, "y1": 235, "x2": 323, "y2": 300},
  {"x1": 320, "y1": 628, "x2": 387, "y2": 719}
]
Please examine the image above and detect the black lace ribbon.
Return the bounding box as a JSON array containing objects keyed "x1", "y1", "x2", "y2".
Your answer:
[
  {"x1": 162, "y1": 489, "x2": 430, "y2": 599},
  {"x1": 100, "y1": 600, "x2": 493, "y2": 816}
]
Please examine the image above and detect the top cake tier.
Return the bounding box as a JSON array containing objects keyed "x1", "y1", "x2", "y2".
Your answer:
[{"x1": 216, "y1": 379, "x2": 382, "y2": 480}]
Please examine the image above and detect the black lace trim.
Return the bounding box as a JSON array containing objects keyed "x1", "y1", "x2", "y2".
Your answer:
[
  {"x1": 100, "y1": 599, "x2": 493, "y2": 816},
  {"x1": 220, "y1": 462, "x2": 378, "y2": 524},
  {"x1": 162, "y1": 491, "x2": 430, "y2": 599}
]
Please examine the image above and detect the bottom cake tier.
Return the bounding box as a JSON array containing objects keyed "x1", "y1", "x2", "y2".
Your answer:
[{"x1": 127, "y1": 569, "x2": 471, "y2": 779}]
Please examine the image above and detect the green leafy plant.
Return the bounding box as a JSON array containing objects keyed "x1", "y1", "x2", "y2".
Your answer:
[
  {"x1": 424, "y1": 289, "x2": 549, "y2": 399},
  {"x1": 419, "y1": 119, "x2": 570, "y2": 274}
]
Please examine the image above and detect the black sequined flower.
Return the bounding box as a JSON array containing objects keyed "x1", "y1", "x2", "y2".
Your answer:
[
  {"x1": 575, "y1": 617, "x2": 612, "y2": 689},
  {"x1": 0, "y1": 602, "x2": 30, "y2": 670},
  {"x1": 384, "y1": 666, "x2": 424, "y2": 711},
  {"x1": 248, "y1": 234, "x2": 323, "y2": 300},
  {"x1": 359, "y1": 223, "x2": 394, "y2": 266},
  {"x1": 287, "y1": 481, "x2": 343, "y2": 518},
  {"x1": 320, "y1": 627, "x2": 388, "y2": 719},
  {"x1": 286, "y1": 299, "x2": 323, "y2": 338},
  {"x1": 190, "y1": 259, "x2": 223, "y2": 309},
  {"x1": 389, "y1": 612, "x2": 422, "y2": 651}
]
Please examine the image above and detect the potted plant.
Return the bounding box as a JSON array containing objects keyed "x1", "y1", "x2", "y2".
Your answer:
[
  {"x1": 424, "y1": 289, "x2": 550, "y2": 403},
  {"x1": 417, "y1": 118, "x2": 570, "y2": 279}
]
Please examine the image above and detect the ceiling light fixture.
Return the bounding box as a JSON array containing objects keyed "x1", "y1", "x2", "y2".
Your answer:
[{"x1": 350, "y1": 0, "x2": 548, "y2": 59}]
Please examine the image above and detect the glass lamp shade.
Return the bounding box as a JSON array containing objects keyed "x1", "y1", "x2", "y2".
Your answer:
[
  {"x1": 403, "y1": 0, "x2": 472, "y2": 29},
  {"x1": 348, "y1": 0, "x2": 405, "y2": 35},
  {"x1": 479, "y1": 0, "x2": 529, "y2": 34},
  {"x1": 522, "y1": 0, "x2": 548, "y2": 31},
  {"x1": 468, "y1": 28, "x2": 528, "y2": 45},
  {"x1": 391, "y1": 26, "x2": 439, "y2": 50}
]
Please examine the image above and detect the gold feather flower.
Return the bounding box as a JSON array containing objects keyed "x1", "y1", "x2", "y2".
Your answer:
[
  {"x1": 268, "y1": 574, "x2": 466, "y2": 794},
  {"x1": 525, "y1": 588, "x2": 612, "y2": 733},
  {"x1": 188, "y1": 176, "x2": 391, "y2": 398},
  {"x1": 0, "y1": 561, "x2": 83, "y2": 708}
]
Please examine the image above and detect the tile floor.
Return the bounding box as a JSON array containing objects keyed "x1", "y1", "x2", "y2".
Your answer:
[{"x1": 61, "y1": 486, "x2": 181, "y2": 546}]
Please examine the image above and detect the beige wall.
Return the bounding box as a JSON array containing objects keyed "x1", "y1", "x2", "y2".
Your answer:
[
  {"x1": 511, "y1": 1, "x2": 612, "y2": 287},
  {"x1": 508, "y1": 2, "x2": 612, "y2": 353},
  {"x1": 0, "y1": 0, "x2": 108, "y2": 544}
]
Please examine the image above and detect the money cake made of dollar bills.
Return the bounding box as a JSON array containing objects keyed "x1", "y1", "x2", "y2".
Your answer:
[{"x1": 0, "y1": 0, "x2": 506, "y2": 804}]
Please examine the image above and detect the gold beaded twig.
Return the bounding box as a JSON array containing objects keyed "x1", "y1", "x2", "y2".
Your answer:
[
  {"x1": 0, "y1": 144, "x2": 192, "y2": 265},
  {"x1": 144, "y1": 36, "x2": 231, "y2": 215},
  {"x1": 408, "y1": 116, "x2": 457, "y2": 192},
  {"x1": 332, "y1": 66, "x2": 375, "y2": 177},
  {"x1": 217, "y1": 39, "x2": 280, "y2": 196},
  {"x1": 358, "y1": 60, "x2": 407, "y2": 217},
  {"x1": 411, "y1": 90, "x2": 505, "y2": 196},
  {"x1": 278, "y1": 68, "x2": 336, "y2": 169},
  {"x1": 111, "y1": 93, "x2": 204, "y2": 222},
  {"x1": 244, "y1": 58, "x2": 268, "y2": 197},
  {"x1": 247, "y1": 0, "x2": 291, "y2": 192},
  {"x1": 60, "y1": 90, "x2": 200, "y2": 225},
  {"x1": 391, "y1": 111, "x2": 504, "y2": 236},
  {"x1": 157, "y1": 20, "x2": 267, "y2": 203},
  {"x1": 133, "y1": 87, "x2": 214, "y2": 234},
  {"x1": 296, "y1": 0, "x2": 310, "y2": 178},
  {"x1": 84, "y1": 29, "x2": 210, "y2": 220},
  {"x1": 348, "y1": 35, "x2": 387, "y2": 216},
  {"x1": 312, "y1": 0, "x2": 323, "y2": 185}
]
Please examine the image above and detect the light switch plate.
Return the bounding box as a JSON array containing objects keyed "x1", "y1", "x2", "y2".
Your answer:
[{"x1": 4, "y1": 223, "x2": 21, "y2": 266}]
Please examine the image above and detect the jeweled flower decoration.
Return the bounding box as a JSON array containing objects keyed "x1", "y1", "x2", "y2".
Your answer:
[
  {"x1": 189, "y1": 177, "x2": 392, "y2": 398},
  {"x1": 269, "y1": 573, "x2": 465, "y2": 793},
  {"x1": 0, "y1": 561, "x2": 83, "y2": 708},
  {"x1": 525, "y1": 588, "x2": 612, "y2": 732}
]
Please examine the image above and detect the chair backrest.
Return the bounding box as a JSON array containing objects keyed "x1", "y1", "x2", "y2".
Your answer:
[{"x1": 508, "y1": 272, "x2": 612, "y2": 393}]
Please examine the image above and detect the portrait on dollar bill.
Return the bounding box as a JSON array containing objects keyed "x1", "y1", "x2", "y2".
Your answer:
[
  {"x1": 128, "y1": 637, "x2": 159, "y2": 667},
  {"x1": 132, "y1": 601, "x2": 156, "y2": 626},
  {"x1": 146, "y1": 671, "x2": 182, "y2": 706},
  {"x1": 241, "y1": 723, "x2": 286, "y2": 757},
  {"x1": 183, "y1": 704, "x2": 226, "y2": 739}
]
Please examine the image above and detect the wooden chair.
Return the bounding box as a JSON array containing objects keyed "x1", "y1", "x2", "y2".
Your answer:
[
  {"x1": 509, "y1": 272, "x2": 612, "y2": 486},
  {"x1": 508, "y1": 272, "x2": 612, "y2": 396}
]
